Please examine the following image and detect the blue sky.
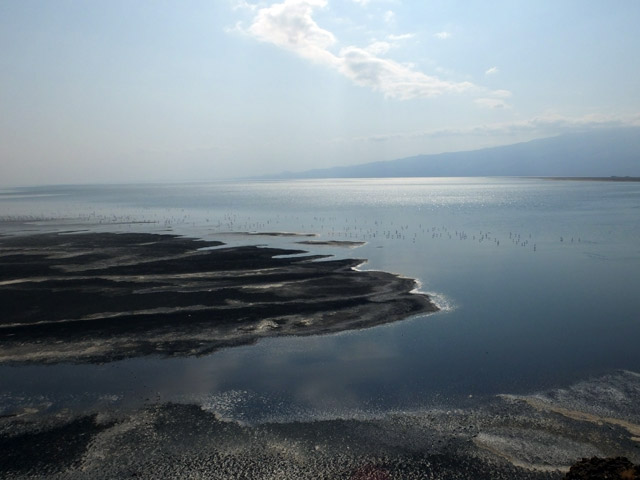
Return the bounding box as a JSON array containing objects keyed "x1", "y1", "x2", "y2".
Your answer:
[{"x1": 1, "y1": 0, "x2": 639, "y2": 185}]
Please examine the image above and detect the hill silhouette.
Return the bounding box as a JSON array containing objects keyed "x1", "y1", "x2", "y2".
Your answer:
[{"x1": 273, "y1": 127, "x2": 640, "y2": 179}]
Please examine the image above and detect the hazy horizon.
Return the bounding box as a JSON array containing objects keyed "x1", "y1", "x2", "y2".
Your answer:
[{"x1": 2, "y1": 1, "x2": 640, "y2": 186}]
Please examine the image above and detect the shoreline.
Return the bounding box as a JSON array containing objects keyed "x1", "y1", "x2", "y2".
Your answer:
[
  {"x1": 535, "y1": 176, "x2": 640, "y2": 182},
  {"x1": 0, "y1": 231, "x2": 438, "y2": 364},
  {"x1": 3, "y1": 371, "x2": 640, "y2": 478}
]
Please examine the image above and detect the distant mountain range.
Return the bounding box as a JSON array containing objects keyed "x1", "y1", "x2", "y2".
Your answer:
[{"x1": 271, "y1": 127, "x2": 640, "y2": 179}]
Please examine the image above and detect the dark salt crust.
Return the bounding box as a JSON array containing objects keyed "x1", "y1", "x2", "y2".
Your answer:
[{"x1": 0, "y1": 231, "x2": 437, "y2": 364}]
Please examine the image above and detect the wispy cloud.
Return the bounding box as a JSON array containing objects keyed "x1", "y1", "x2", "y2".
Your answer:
[
  {"x1": 243, "y1": 0, "x2": 478, "y2": 100},
  {"x1": 347, "y1": 113, "x2": 640, "y2": 143},
  {"x1": 491, "y1": 89, "x2": 512, "y2": 98},
  {"x1": 352, "y1": 0, "x2": 396, "y2": 6},
  {"x1": 387, "y1": 33, "x2": 415, "y2": 41},
  {"x1": 475, "y1": 89, "x2": 513, "y2": 109},
  {"x1": 485, "y1": 66, "x2": 499, "y2": 75},
  {"x1": 383, "y1": 10, "x2": 395, "y2": 24},
  {"x1": 433, "y1": 31, "x2": 451, "y2": 40},
  {"x1": 365, "y1": 41, "x2": 392, "y2": 55},
  {"x1": 339, "y1": 46, "x2": 474, "y2": 99}
]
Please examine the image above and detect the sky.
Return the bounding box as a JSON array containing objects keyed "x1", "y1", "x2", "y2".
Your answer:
[{"x1": 1, "y1": 0, "x2": 640, "y2": 186}]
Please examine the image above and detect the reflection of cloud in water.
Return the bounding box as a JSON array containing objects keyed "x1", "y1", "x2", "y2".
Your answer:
[
  {"x1": 293, "y1": 377, "x2": 363, "y2": 414},
  {"x1": 335, "y1": 338, "x2": 397, "y2": 362},
  {"x1": 155, "y1": 357, "x2": 224, "y2": 398},
  {"x1": 163, "y1": 334, "x2": 406, "y2": 423}
]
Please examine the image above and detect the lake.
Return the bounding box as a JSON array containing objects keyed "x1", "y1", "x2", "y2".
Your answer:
[{"x1": 1, "y1": 177, "x2": 640, "y2": 424}]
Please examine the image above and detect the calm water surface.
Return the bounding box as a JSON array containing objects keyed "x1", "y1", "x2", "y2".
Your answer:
[{"x1": 1, "y1": 178, "x2": 639, "y2": 422}]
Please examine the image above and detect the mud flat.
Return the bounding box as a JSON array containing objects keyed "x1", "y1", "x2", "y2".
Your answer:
[
  {"x1": 296, "y1": 240, "x2": 366, "y2": 247},
  {"x1": 2, "y1": 371, "x2": 640, "y2": 479},
  {"x1": 0, "y1": 231, "x2": 437, "y2": 364}
]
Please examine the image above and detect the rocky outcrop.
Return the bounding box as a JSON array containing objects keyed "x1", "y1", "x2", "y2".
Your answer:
[{"x1": 565, "y1": 457, "x2": 639, "y2": 479}]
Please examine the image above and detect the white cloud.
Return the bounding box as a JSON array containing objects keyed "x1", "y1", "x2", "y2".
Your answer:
[
  {"x1": 365, "y1": 31, "x2": 413, "y2": 55},
  {"x1": 339, "y1": 46, "x2": 475, "y2": 99},
  {"x1": 352, "y1": 0, "x2": 371, "y2": 5},
  {"x1": 365, "y1": 41, "x2": 391, "y2": 55},
  {"x1": 387, "y1": 33, "x2": 414, "y2": 41},
  {"x1": 434, "y1": 31, "x2": 451, "y2": 40},
  {"x1": 485, "y1": 66, "x2": 499, "y2": 75},
  {"x1": 232, "y1": 0, "x2": 258, "y2": 11},
  {"x1": 383, "y1": 10, "x2": 395, "y2": 24},
  {"x1": 245, "y1": 0, "x2": 478, "y2": 100},
  {"x1": 248, "y1": 0, "x2": 340, "y2": 67},
  {"x1": 491, "y1": 89, "x2": 512, "y2": 98}
]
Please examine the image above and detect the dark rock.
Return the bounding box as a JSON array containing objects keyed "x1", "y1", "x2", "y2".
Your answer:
[{"x1": 565, "y1": 456, "x2": 639, "y2": 479}]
